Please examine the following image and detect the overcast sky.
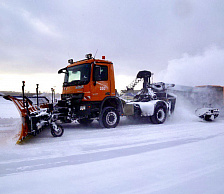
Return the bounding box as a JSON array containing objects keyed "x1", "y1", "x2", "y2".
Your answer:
[{"x1": 1, "y1": 0, "x2": 224, "y2": 93}]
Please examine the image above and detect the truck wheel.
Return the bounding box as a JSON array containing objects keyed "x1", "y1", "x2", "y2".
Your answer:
[
  {"x1": 51, "y1": 124, "x2": 64, "y2": 137},
  {"x1": 78, "y1": 118, "x2": 94, "y2": 125},
  {"x1": 204, "y1": 115, "x2": 212, "y2": 121},
  {"x1": 150, "y1": 103, "x2": 167, "y2": 124},
  {"x1": 99, "y1": 107, "x2": 120, "y2": 128}
]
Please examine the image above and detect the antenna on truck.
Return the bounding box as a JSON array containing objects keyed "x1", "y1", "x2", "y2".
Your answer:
[{"x1": 94, "y1": 49, "x2": 98, "y2": 59}]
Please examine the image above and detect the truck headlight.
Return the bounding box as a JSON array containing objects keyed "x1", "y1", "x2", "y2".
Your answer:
[{"x1": 80, "y1": 105, "x2": 86, "y2": 111}]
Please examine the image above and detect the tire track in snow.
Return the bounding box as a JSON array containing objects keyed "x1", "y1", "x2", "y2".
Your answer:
[{"x1": 1, "y1": 133, "x2": 223, "y2": 177}]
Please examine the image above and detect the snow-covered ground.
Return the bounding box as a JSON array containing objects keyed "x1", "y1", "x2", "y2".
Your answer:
[{"x1": 1, "y1": 96, "x2": 224, "y2": 194}]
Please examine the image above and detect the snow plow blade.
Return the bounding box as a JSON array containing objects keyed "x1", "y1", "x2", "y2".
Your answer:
[
  {"x1": 2, "y1": 82, "x2": 64, "y2": 144},
  {"x1": 3, "y1": 94, "x2": 64, "y2": 144},
  {"x1": 3, "y1": 95, "x2": 43, "y2": 144}
]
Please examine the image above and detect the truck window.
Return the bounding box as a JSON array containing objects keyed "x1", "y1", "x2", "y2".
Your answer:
[
  {"x1": 94, "y1": 65, "x2": 108, "y2": 81},
  {"x1": 64, "y1": 63, "x2": 91, "y2": 86},
  {"x1": 68, "y1": 71, "x2": 81, "y2": 82}
]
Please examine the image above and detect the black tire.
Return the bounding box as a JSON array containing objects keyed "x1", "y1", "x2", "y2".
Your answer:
[
  {"x1": 150, "y1": 103, "x2": 167, "y2": 124},
  {"x1": 99, "y1": 107, "x2": 120, "y2": 128},
  {"x1": 204, "y1": 115, "x2": 212, "y2": 121},
  {"x1": 51, "y1": 124, "x2": 64, "y2": 137},
  {"x1": 78, "y1": 118, "x2": 94, "y2": 125}
]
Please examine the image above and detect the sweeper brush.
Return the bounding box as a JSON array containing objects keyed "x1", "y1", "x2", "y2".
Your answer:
[{"x1": 1, "y1": 82, "x2": 64, "y2": 144}]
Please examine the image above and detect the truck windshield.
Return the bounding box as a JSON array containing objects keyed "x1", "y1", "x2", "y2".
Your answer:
[{"x1": 64, "y1": 63, "x2": 91, "y2": 86}]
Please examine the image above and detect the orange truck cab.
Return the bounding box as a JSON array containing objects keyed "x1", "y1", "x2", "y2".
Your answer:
[{"x1": 57, "y1": 54, "x2": 123, "y2": 128}]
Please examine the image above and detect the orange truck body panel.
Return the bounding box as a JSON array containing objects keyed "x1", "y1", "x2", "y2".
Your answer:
[{"x1": 62, "y1": 58, "x2": 116, "y2": 102}]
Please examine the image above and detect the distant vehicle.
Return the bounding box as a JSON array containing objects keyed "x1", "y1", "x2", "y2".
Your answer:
[{"x1": 195, "y1": 107, "x2": 219, "y2": 121}]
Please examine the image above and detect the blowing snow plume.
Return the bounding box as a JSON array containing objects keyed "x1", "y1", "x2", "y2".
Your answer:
[
  {"x1": 158, "y1": 47, "x2": 224, "y2": 121},
  {"x1": 159, "y1": 47, "x2": 224, "y2": 86}
]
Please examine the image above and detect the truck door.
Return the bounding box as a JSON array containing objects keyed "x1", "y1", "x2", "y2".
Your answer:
[{"x1": 91, "y1": 64, "x2": 110, "y2": 101}]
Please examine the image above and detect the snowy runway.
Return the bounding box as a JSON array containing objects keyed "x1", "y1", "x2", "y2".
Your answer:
[{"x1": 1, "y1": 97, "x2": 224, "y2": 193}]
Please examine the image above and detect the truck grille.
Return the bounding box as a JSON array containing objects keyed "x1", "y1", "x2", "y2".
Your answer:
[{"x1": 61, "y1": 93, "x2": 84, "y2": 100}]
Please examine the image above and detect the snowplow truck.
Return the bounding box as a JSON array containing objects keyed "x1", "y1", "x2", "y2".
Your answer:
[{"x1": 56, "y1": 54, "x2": 176, "y2": 127}]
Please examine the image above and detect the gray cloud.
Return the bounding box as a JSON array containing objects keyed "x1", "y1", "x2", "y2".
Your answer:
[{"x1": 1, "y1": 0, "x2": 224, "y2": 79}]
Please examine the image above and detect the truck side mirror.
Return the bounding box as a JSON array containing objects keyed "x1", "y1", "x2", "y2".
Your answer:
[{"x1": 58, "y1": 67, "x2": 67, "y2": 74}]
